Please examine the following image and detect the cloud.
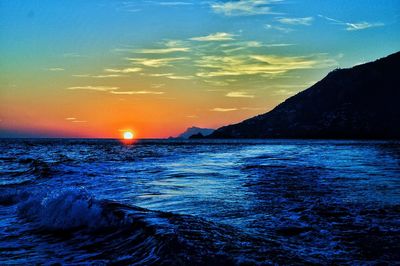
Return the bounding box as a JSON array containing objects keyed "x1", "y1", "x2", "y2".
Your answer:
[
  {"x1": 151, "y1": 83, "x2": 166, "y2": 88},
  {"x1": 146, "y1": 73, "x2": 194, "y2": 80},
  {"x1": 105, "y1": 67, "x2": 142, "y2": 73},
  {"x1": 190, "y1": 32, "x2": 236, "y2": 42},
  {"x1": 147, "y1": 73, "x2": 174, "y2": 77},
  {"x1": 124, "y1": 8, "x2": 141, "y2": 13},
  {"x1": 133, "y1": 47, "x2": 190, "y2": 54},
  {"x1": 114, "y1": 40, "x2": 190, "y2": 54},
  {"x1": 126, "y1": 57, "x2": 188, "y2": 67},
  {"x1": 67, "y1": 86, "x2": 165, "y2": 96},
  {"x1": 211, "y1": 107, "x2": 238, "y2": 112},
  {"x1": 221, "y1": 41, "x2": 263, "y2": 48},
  {"x1": 276, "y1": 17, "x2": 313, "y2": 26},
  {"x1": 318, "y1": 15, "x2": 384, "y2": 31},
  {"x1": 226, "y1": 91, "x2": 255, "y2": 98},
  {"x1": 265, "y1": 43, "x2": 294, "y2": 47},
  {"x1": 66, "y1": 86, "x2": 118, "y2": 91},
  {"x1": 65, "y1": 117, "x2": 87, "y2": 123},
  {"x1": 73, "y1": 74, "x2": 125, "y2": 78},
  {"x1": 345, "y1": 22, "x2": 384, "y2": 31},
  {"x1": 72, "y1": 67, "x2": 142, "y2": 78},
  {"x1": 273, "y1": 89, "x2": 297, "y2": 96},
  {"x1": 110, "y1": 90, "x2": 165, "y2": 95},
  {"x1": 166, "y1": 75, "x2": 194, "y2": 80},
  {"x1": 221, "y1": 41, "x2": 293, "y2": 53},
  {"x1": 264, "y1": 23, "x2": 293, "y2": 33},
  {"x1": 203, "y1": 79, "x2": 230, "y2": 86},
  {"x1": 220, "y1": 41, "x2": 263, "y2": 53},
  {"x1": 196, "y1": 54, "x2": 336, "y2": 78},
  {"x1": 211, "y1": 0, "x2": 282, "y2": 16},
  {"x1": 46, "y1": 67, "x2": 64, "y2": 71}
]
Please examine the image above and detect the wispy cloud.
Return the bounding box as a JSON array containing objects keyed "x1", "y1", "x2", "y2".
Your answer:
[
  {"x1": 46, "y1": 67, "x2": 64, "y2": 71},
  {"x1": 105, "y1": 67, "x2": 142, "y2": 73},
  {"x1": 151, "y1": 83, "x2": 166, "y2": 88},
  {"x1": 72, "y1": 74, "x2": 125, "y2": 78},
  {"x1": 66, "y1": 86, "x2": 165, "y2": 96},
  {"x1": 318, "y1": 15, "x2": 384, "y2": 31},
  {"x1": 226, "y1": 91, "x2": 255, "y2": 98},
  {"x1": 65, "y1": 117, "x2": 87, "y2": 123},
  {"x1": 264, "y1": 23, "x2": 293, "y2": 33},
  {"x1": 126, "y1": 57, "x2": 188, "y2": 67},
  {"x1": 72, "y1": 68, "x2": 141, "y2": 78},
  {"x1": 273, "y1": 89, "x2": 297, "y2": 96},
  {"x1": 211, "y1": 107, "x2": 238, "y2": 112},
  {"x1": 110, "y1": 90, "x2": 165, "y2": 95},
  {"x1": 196, "y1": 54, "x2": 336, "y2": 78},
  {"x1": 114, "y1": 40, "x2": 190, "y2": 54},
  {"x1": 220, "y1": 41, "x2": 262, "y2": 53},
  {"x1": 221, "y1": 41, "x2": 263, "y2": 48},
  {"x1": 203, "y1": 79, "x2": 230, "y2": 86},
  {"x1": 133, "y1": 47, "x2": 190, "y2": 54},
  {"x1": 210, "y1": 0, "x2": 282, "y2": 16},
  {"x1": 66, "y1": 86, "x2": 118, "y2": 91},
  {"x1": 265, "y1": 43, "x2": 294, "y2": 47},
  {"x1": 220, "y1": 41, "x2": 293, "y2": 53},
  {"x1": 146, "y1": 73, "x2": 194, "y2": 80},
  {"x1": 277, "y1": 17, "x2": 313, "y2": 26},
  {"x1": 166, "y1": 75, "x2": 194, "y2": 80},
  {"x1": 190, "y1": 32, "x2": 236, "y2": 42}
]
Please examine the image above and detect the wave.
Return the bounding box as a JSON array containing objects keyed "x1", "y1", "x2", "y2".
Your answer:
[
  {"x1": 0, "y1": 188, "x2": 30, "y2": 206},
  {"x1": 9, "y1": 187, "x2": 297, "y2": 265},
  {"x1": 17, "y1": 188, "x2": 132, "y2": 231},
  {"x1": 18, "y1": 158, "x2": 52, "y2": 179},
  {"x1": 0, "y1": 158, "x2": 53, "y2": 188}
]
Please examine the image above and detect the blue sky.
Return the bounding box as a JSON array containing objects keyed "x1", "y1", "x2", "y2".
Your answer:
[{"x1": 0, "y1": 0, "x2": 399, "y2": 137}]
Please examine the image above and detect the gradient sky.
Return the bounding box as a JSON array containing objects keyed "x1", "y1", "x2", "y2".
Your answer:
[{"x1": 1, "y1": 0, "x2": 399, "y2": 138}]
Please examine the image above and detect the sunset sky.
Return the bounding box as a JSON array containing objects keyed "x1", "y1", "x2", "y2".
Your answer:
[{"x1": 1, "y1": 0, "x2": 399, "y2": 138}]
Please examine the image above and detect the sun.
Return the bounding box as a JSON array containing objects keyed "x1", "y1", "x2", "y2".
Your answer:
[{"x1": 123, "y1": 131, "x2": 134, "y2": 140}]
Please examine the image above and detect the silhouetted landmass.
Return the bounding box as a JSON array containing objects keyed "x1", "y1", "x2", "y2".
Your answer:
[
  {"x1": 176, "y1": 126, "x2": 214, "y2": 139},
  {"x1": 189, "y1": 132, "x2": 205, "y2": 139},
  {"x1": 209, "y1": 51, "x2": 400, "y2": 139}
]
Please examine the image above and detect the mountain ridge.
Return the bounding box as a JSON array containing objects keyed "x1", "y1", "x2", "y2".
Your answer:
[
  {"x1": 208, "y1": 51, "x2": 400, "y2": 139},
  {"x1": 175, "y1": 126, "x2": 214, "y2": 139}
]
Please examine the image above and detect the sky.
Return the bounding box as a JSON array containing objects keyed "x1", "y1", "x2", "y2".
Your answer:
[{"x1": 0, "y1": 0, "x2": 399, "y2": 138}]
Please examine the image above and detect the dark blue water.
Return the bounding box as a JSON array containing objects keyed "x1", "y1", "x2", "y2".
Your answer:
[{"x1": 1, "y1": 139, "x2": 399, "y2": 265}]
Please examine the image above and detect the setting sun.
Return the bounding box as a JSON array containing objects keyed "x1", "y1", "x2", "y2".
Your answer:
[{"x1": 123, "y1": 131, "x2": 134, "y2": 140}]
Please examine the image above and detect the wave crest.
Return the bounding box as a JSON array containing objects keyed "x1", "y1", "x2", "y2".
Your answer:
[{"x1": 18, "y1": 188, "x2": 130, "y2": 231}]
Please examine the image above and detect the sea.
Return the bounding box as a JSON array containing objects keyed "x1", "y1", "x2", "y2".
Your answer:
[{"x1": 0, "y1": 138, "x2": 399, "y2": 265}]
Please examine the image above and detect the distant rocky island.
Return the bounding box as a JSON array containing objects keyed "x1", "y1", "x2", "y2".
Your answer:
[
  {"x1": 208, "y1": 51, "x2": 400, "y2": 139},
  {"x1": 174, "y1": 126, "x2": 214, "y2": 139}
]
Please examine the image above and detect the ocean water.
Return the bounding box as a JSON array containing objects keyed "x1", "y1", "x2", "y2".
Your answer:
[{"x1": 0, "y1": 139, "x2": 399, "y2": 265}]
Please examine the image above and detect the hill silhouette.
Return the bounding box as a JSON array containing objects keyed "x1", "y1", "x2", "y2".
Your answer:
[
  {"x1": 175, "y1": 126, "x2": 214, "y2": 139},
  {"x1": 209, "y1": 51, "x2": 400, "y2": 139}
]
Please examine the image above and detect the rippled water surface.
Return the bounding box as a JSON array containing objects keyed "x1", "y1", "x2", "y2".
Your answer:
[{"x1": 1, "y1": 139, "x2": 399, "y2": 265}]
